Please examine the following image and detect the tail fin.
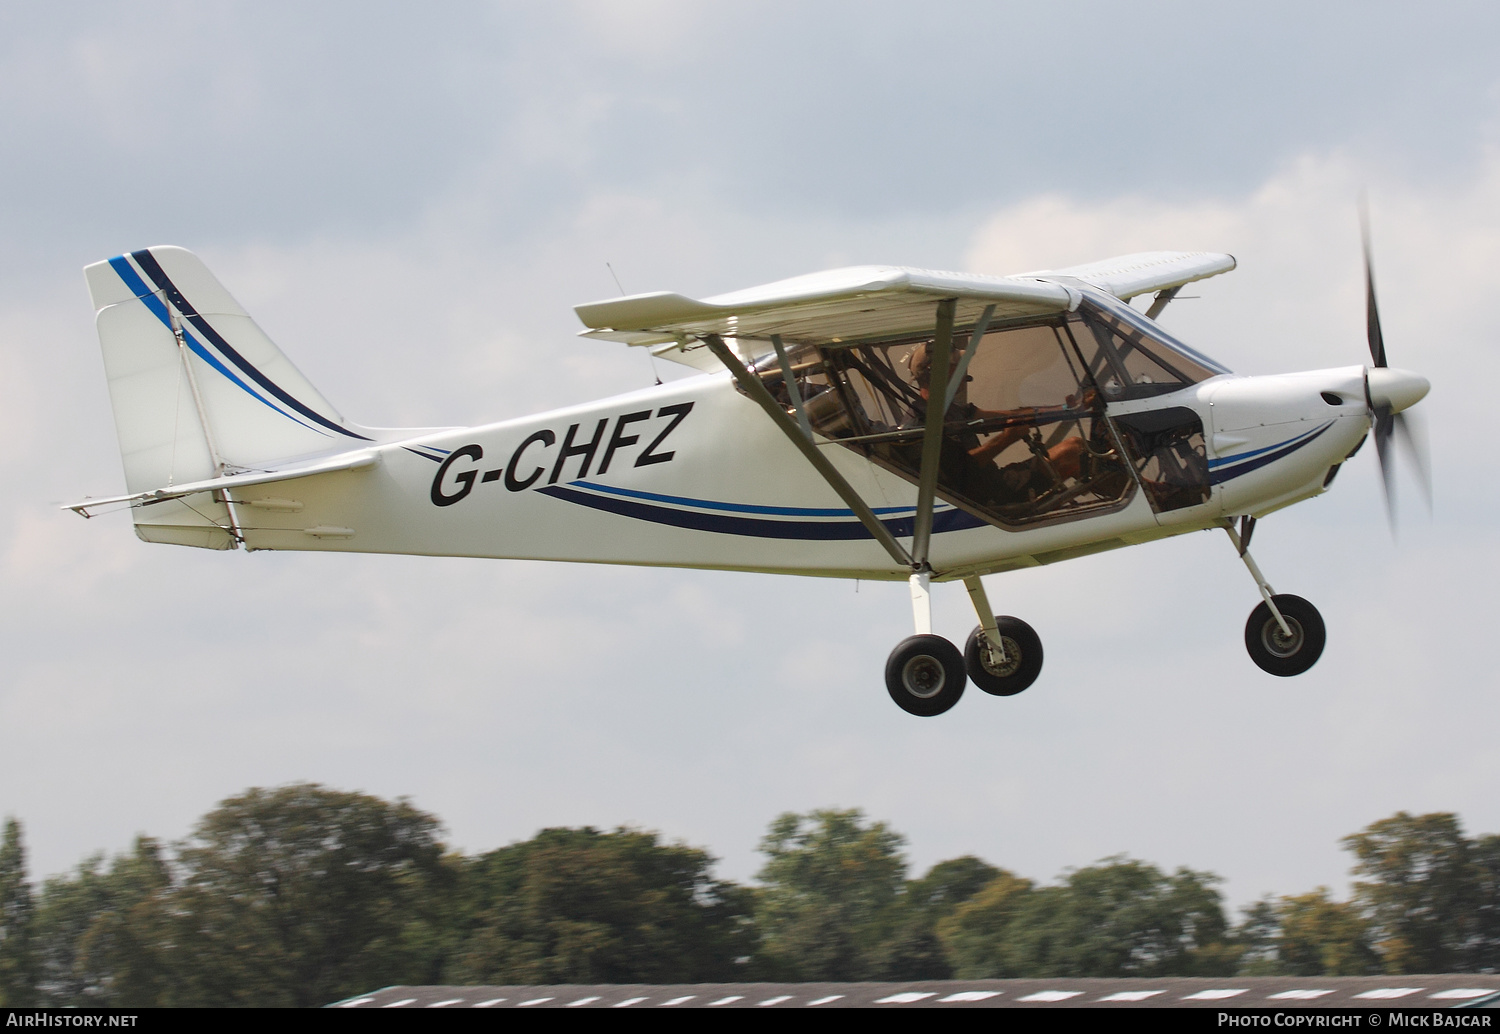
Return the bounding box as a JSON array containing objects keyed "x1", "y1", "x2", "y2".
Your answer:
[{"x1": 84, "y1": 246, "x2": 373, "y2": 549}]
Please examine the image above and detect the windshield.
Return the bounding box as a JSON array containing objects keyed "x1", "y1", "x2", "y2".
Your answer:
[{"x1": 1076, "y1": 295, "x2": 1229, "y2": 401}]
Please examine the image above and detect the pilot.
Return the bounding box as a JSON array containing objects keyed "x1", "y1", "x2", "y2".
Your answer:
[{"x1": 907, "y1": 342, "x2": 1091, "y2": 504}]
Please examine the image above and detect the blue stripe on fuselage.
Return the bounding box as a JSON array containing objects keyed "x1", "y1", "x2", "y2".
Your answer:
[
  {"x1": 569, "y1": 480, "x2": 927, "y2": 518},
  {"x1": 538, "y1": 483, "x2": 987, "y2": 539},
  {"x1": 1208, "y1": 422, "x2": 1331, "y2": 469},
  {"x1": 1208, "y1": 422, "x2": 1334, "y2": 485}
]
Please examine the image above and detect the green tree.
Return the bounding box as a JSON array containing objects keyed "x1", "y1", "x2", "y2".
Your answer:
[
  {"x1": 908, "y1": 856, "x2": 1003, "y2": 920},
  {"x1": 1032, "y1": 859, "x2": 1234, "y2": 977},
  {"x1": 0, "y1": 818, "x2": 37, "y2": 1006},
  {"x1": 940, "y1": 858, "x2": 1235, "y2": 978},
  {"x1": 1234, "y1": 898, "x2": 1282, "y2": 975},
  {"x1": 1470, "y1": 833, "x2": 1500, "y2": 972},
  {"x1": 873, "y1": 855, "x2": 1006, "y2": 981},
  {"x1": 31, "y1": 837, "x2": 172, "y2": 1007},
  {"x1": 1342, "y1": 812, "x2": 1476, "y2": 973},
  {"x1": 73, "y1": 837, "x2": 174, "y2": 1006},
  {"x1": 166, "y1": 784, "x2": 448, "y2": 1007},
  {"x1": 34, "y1": 855, "x2": 117, "y2": 1004},
  {"x1": 1275, "y1": 888, "x2": 1380, "y2": 975},
  {"x1": 445, "y1": 826, "x2": 753, "y2": 984},
  {"x1": 754, "y1": 809, "x2": 909, "y2": 980},
  {"x1": 937, "y1": 869, "x2": 1036, "y2": 977}
]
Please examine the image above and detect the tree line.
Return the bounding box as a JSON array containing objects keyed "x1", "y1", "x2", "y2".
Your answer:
[{"x1": 0, "y1": 785, "x2": 1496, "y2": 1006}]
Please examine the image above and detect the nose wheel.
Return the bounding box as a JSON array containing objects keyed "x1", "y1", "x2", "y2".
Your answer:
[
  {"x1": 1244, "y1": 594, "x2": 1325, "y2": 676},
  {"x1": 885, "y1": 634, "x2": 967, "y2": 716},
  {"x1": 1225, "y1": 520, "x2": 1327, "y2": 677}
]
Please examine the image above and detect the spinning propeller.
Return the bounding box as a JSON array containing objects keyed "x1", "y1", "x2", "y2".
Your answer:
[{"x1": 1360, "y1": 209, "x2": 1431, "y2": 527}]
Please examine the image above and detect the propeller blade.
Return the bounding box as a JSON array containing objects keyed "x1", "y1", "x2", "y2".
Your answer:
[
  {"x1": 1359, "y1": 200, "x2": 1420, "y2": 533},
  {"x1": 1361, "y1": 202, "x2": 1388, "y2": 368},
  {"x1": 1365, "y1": 257, "x2": 1387, "y2": 368},
  {"x1": 1392, "y1": 409, "x2": 1432, "y2": 512},
  {"x1": 1373, "y1": 405, "x2": 1396, "y2": 528},
  {"x1": 1368, "y1": 201, "x2": 1386, "y2": 363}
]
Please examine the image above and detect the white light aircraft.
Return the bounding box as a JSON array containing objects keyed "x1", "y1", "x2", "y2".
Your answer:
[{"x1": 68, "y1": 242, "x2": 1429, "y2": 716}]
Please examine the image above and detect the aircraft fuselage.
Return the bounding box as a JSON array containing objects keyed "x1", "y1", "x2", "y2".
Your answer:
[{"x1": 225, "y1": 365, "x2": 1372, "y2": 582}]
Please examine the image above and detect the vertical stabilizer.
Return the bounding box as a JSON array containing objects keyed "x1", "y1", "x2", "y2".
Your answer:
[{"x1": 84, "y1": 246, "x2": 372, "y2": 549}]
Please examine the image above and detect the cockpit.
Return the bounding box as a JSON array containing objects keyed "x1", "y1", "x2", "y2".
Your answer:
[{"x1": 745, "y1": 296, "x2": 1226, "y2": 528}]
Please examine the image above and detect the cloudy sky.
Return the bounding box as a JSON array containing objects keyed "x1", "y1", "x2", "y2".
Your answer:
[{"x1": 2, "y1": 1, "x2": 1497, "y2": 911}]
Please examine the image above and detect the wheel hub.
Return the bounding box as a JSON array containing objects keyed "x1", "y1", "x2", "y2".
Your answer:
[
  {"x1": 1261, "y1": 616, "x2": 1305, "y2": 657},
  {"x1": 900, "y1": 654, "x2": 947, "y2": 698},
  {"x1": 980, "y1": 636, "x2": 1023, "y2": 678}
]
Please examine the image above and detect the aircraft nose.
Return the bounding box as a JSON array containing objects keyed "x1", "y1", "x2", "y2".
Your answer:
[{"x1": 1365, "y1": 367, "x2": 1429, "y2": 414}]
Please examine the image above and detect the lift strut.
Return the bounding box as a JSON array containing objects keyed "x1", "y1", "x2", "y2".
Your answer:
[
  {"x1": 705, "y1": 297, "x2": 971, "y2": 637},
  {"x1": 702, "y1": 333, "x2": 913, "y2": 569}
]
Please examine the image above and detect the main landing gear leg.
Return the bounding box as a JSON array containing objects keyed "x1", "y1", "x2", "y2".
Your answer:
[
  {"x1": 909, "y1": 568, "x2": 933, "y2": 635},
  {"x1": 1223, "y1": 518, "x2": 1326, "y2": 676},
  {"x1": 885, "y1": 567, "x2": 966, "y2": 717},
  {"x1": 963, "y1": 575, "x2": 1044, "y2": 696},
  {"x1": 883, "y1": 297, "x2": 971, "y2": 717}
]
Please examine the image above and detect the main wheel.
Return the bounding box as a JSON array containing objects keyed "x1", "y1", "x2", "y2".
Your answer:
[
  {"x1": 885, "y1": 634, "x2": 966, "y2": 716},
  {"x1": 965, "y1": 616, "x2": 1044, "y2": 696},
  {"x1": 1244, "y1": 594, "x2": 1326, "y2": 676}
]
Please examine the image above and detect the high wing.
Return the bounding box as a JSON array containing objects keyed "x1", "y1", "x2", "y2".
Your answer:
[
  {"x1": 571, "y1": 249, "x2": 1240, "y2": 578},
  {"x1": 1032, "y1": 251, "x2": 1237, "y2": 300},
  {"x1": 575, "y1": 266, "x2": 1078, "y2": 369},
  {"x1": 574, "y1": 252, "x2": 1235, "y2": 368}
]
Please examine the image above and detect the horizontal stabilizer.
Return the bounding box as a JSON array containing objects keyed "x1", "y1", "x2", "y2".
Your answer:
[{"x1": 64, "y1": 449, "x2": 379, "y2": 518}]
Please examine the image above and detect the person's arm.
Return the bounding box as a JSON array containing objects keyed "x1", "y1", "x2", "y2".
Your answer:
[{"x1": 970, "y1": 425, "x2": 1026, "y2": 463}]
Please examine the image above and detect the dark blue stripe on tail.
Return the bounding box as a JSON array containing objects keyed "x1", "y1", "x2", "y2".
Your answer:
[{"x1": 129, "y1": 249, "x2": 370, "y2": 441}]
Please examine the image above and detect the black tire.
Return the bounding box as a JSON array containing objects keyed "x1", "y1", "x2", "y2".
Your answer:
[
  {"x1": 885, "y1": 634, "x2": 967, "y2": 716},
  {"x1": 1244, "y1": 594, "x2": 1326, "y2": 676},
  {"x1": 965, "y1": 616, "x2": 1044, "y2": 696}
]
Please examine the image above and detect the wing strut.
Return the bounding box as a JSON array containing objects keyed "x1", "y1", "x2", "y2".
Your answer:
[
  {"x1": 702, "y1": 334, "x2": 912, "y2": 567},
  {"x1": 1145, "y1": 286, "x2": 1180, "y2": 320},
  {"x1": 706, "y1": 296, "x2": 967, "y2": 585},
  {"x1": 770, "y1": 334, "x2": 814, "y2": 441},
  {"x1": 910, "y1": 298, "x2": 956, "y2": 572},
  {"x1": 701, "y1": 333, "x2": 913, "y2": 569},
  {"x1": 942, "y1": 304, "x2": 994, "y2": 413}
]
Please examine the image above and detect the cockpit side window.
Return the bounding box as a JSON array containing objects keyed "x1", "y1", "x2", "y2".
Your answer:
[{"x1": 739, "y1": 318, "x2": 1139, "y2": 529}]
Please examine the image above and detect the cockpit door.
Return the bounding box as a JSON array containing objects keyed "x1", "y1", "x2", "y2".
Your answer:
[{"x1": 1106, "y1": 404, "x2": 1219, "y2": 524}]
